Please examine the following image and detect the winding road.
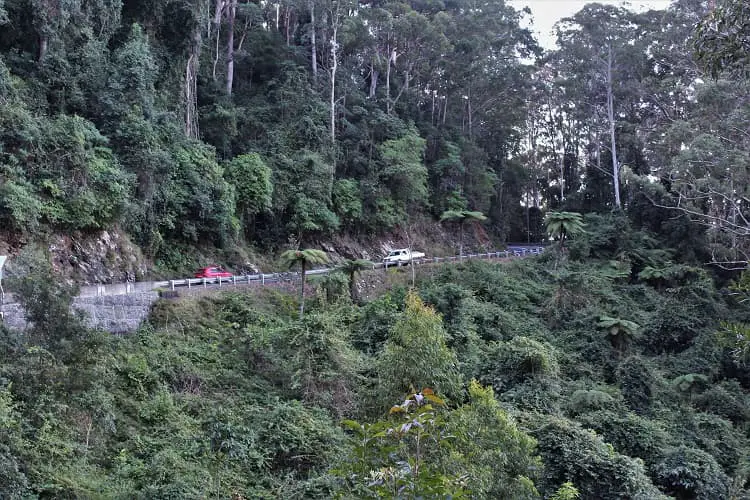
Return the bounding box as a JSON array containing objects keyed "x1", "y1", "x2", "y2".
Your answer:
[{"x1": 77, "y1": 246, "x2": 545, "y2": 298}]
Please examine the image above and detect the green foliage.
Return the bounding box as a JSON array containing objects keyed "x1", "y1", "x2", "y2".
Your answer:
[
  {"x1": 0, "y1": 385, "x2": 28, "y2": 498},
  {"x1": 280, "y1": 249, "x2": 330, "y2": 270},
  {"x1": 276, "y1": 311, "x2": 361, "y2": 415},
  {"x1": 440, "y1": 209, "x2": 487, "y2": 256},
  {"x1": 5, "y1": 0, "x2": 750, "y2": 494},
  {"x1": 376, "y1": 291, "x2": 462, "y2": 408},
  {"x1": 597, "y1": 315, "x2": 641, "y2": 353},
  {"x1": 280, "y1": 248, "x2": 330, "y2": 317},
  {"x1": 332, "y1": 179, "x2": 363, "y2": 228},
  {"x1": 353, "y1": 291, "x2": 403, "y2": 355},
  {"x1": 313, "y1": 271, "x2": 350, "y2": 306},
  {"x1": 531, "y1": 416, "x2": 665, "y2": 499},
  {"x1": 224, "y1": 152, "x2": 273, "y2": 236},
  {"x1": 694, "y1": 0, "x2": 750, "y2": 78},
  {"x1": 275, "y1": 151, "x2": 339, "y2": 239},
  {"x1": 378, "y1": 125, "x2": 428, "y2": 212},
  {"x1": 575, "y1": 410, "x2": 669, "y2": 466},
  {"x1": 0, "y1": 179, "x2": 42, "y2": 232},
  {"x1": 693, "y1": 380, "x2": 750, "y2": 424},
  {"x1": 568, "y1": 389, "x2": 617, "y2": 414},
  {"x1": 445, "y1": 380, "x2": 541, "y2": 498},
  {"x1": 337, "y1": 259, "x2": 373, "y2": 303},
  {"x1": 719, "y1": 321, "x2": 750, "y2": 365},
  {"x1": 168, "y1": 141, "x2": 236, "y2": 243},
  {"x1": 108, "y1": 23, "x2": 158, "y2": 118},
  {"x1": 652, "y1": 446, "x2": 731, "y2": 499},
  {"x1": 335, "y1": 389, "x2": 469, "y2": 498},
  {"x1": 440, "y1": 209, "x2": 487, "y2": 224},
  {"x1": 671, "y1": 373, "x2": 710, "y2": 398},
  {"x1": 550, "y1": 482, "x2": 580, "y2": 500},
  {"x1": 615, "y1": 356, "x2": 657, "y2": 414},
  {"x1": 0, "y1": 110, "x2": 132, "y2": 231},
  {"x1": 480, "y1": 336, "x2": 559, "y2": 390},
  {"x1": 0, "y1": 251, "x2": 748, "y2": 497},
  {"x1": 545, "y1": 211, "x2": 586, "y2": 249},
  {"x1": 335, "y1": 383, "x2": 541, "y2": 498},
  {"x1": 10, "y1": 247, "x2": 85, "y2": 351}
]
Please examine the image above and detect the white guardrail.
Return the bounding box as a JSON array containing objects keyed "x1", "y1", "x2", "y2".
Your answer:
[{"x1": 76, "y1": 246, "x2": 545, "y2": 297}]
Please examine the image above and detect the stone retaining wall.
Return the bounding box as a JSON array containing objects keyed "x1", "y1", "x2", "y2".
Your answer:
[
  {"x1": 73, "y1": 293, "x2": 159, "y2": 333},
  {"x1": 1, "y1": 292, "x2": 158, "y2": 334}
]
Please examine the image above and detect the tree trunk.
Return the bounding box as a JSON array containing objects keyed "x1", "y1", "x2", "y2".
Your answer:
[
  {"x1": 38, "y1": 34, "x2": 48, "y2": 63},
  {"x1": 237, "y1": 17, "x2": 251, "y2": 52},
  {"x1": 285, "y1": 6, "x2": 292, "y2": 45},
  {"x1": 467, "y1": 88, "x2": 472, "y2": 138},
  {"x1": 606, "y1": 44, "x2": 621, "y2": 209},
  {"x1": 559, "y1": 150, "x2": 565, "y2": 203},
  {"x1": 369, "y1": 63, "x2": 378, "y2": 98},
  {"x1": 386, "y1": 48, "x2": 393, "y2": 114},
  {"x1": 348, "y1": 271, "x2": 357, "y2": 303},
  {"x1": 391, "y1": 63, "x2": 412, "y2": 110},
  {"x1": 330, "y1": 20, "x2": 338, "y2": 144},
  {"x1": 309, "y1": 0, "x2": 317, "y2": 79},
  {"x1": 459, "y1": 222, "x2": 464, "y2": 257},
  {"x1": 184, "y1": 29, "x2": 201, "y2": 139},
  {"x1": 431, "y1": 92, "x2": 436, "y2": 124},
  {"x1": 299, "y1": 261, "x2": 307, "y2": 317},
  {"x1": 226, "y1": 0, "x2": 236, "y2": 95},
  {"x1": 212, "y1": 0, "x2": 223, "y2": 81}
]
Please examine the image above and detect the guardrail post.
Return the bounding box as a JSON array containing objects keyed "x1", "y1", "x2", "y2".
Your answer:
[
  {"x1": 170, "y1": 280, "x2": 175, "y2": 291},
  {"x1": 187, "y1": 279, "x2": 191, "y2": 289},
  {"x1": 261, "y1": 274, "x2": 265, "y2": 285},
  {"x1": 203, "y1": 278, "x2": 207, "y2": 288}
]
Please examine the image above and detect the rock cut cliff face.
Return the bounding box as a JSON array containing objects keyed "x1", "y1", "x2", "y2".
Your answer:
[{"x1": 46, "y1": 230, "x2": 149, "y2": 285}]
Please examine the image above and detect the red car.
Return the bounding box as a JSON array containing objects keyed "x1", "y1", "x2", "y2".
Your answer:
[{"x1": 194, "y1": 266, "x2": 233, "y2": 279}]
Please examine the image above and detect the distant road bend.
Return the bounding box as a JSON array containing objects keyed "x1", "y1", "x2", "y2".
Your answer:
[{"x1": 77, "y1": 245, "x2": 545, "y2": 298}]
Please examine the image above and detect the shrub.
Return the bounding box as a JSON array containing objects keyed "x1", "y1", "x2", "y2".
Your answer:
[
  {"x1": 575, "y1": 410, "x2": 669, "y2": 466},
  {"x1": 375, "y1": 291, "x2": 462, "y2": 408},
  {"x1": 480, "y1": 336, "x2": 559, "y2": 391},
  {"x1": 652, "y1": 446, "x2": 730, "y2": 499},
  {"x1": 531, "y1": 416, "x2": 665, "y2": 499}
]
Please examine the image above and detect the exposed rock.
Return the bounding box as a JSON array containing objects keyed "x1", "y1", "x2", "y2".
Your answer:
[{"x1": 47, "y1": 230, "x2": 150, "y2": 285}]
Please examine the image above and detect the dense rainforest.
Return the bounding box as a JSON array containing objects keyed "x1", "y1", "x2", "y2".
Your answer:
[{"x1": 1, "y1": 0, "x2": 750, "y2": 497}]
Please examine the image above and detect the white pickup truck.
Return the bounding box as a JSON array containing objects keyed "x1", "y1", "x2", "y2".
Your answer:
[{"x1": 383, "y1": 248, "x2": 426, "y2": 265}]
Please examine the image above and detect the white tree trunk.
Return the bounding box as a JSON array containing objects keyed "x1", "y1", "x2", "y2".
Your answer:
[
  {"x1": 386, "y1": 47, "x2": 394, "y2": 114},
  {"x1": 310, "y1": 0, "x2": 317, "y2": 78},
  {"x1": 606, "y1": 44, "x2": 621, "y2": 209},
  {"x1": 369, "y1": 63, "x2": 378, "y2": 98},
  {"x1": 226, "y1": 0, "x2": 236, "y2": 95},
  {"x1": 184, "y1": 29, "x2": 201, "y2": 139},
  {"x1": 212, "y1": 0, "x2": 223, "y2": 81},
  {"x1": 39, "y1": 34, "x2": 48, "y2": 62},
  {"x1": 330, "y1": 22, "x2": 338, "y2": 143}
]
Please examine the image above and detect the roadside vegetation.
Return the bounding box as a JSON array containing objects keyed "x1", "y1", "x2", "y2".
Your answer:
[
  {"x1": 1, "y1": 0, "x2": 750, "y2": 497},
  {"x1": 1, "y1": 215, "x2": 749, "y2": 498}
]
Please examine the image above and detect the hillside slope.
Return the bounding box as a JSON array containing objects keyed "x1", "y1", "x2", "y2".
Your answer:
[{"x1": 1, "y1": 231, "x2": 747, "y2": 498}]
